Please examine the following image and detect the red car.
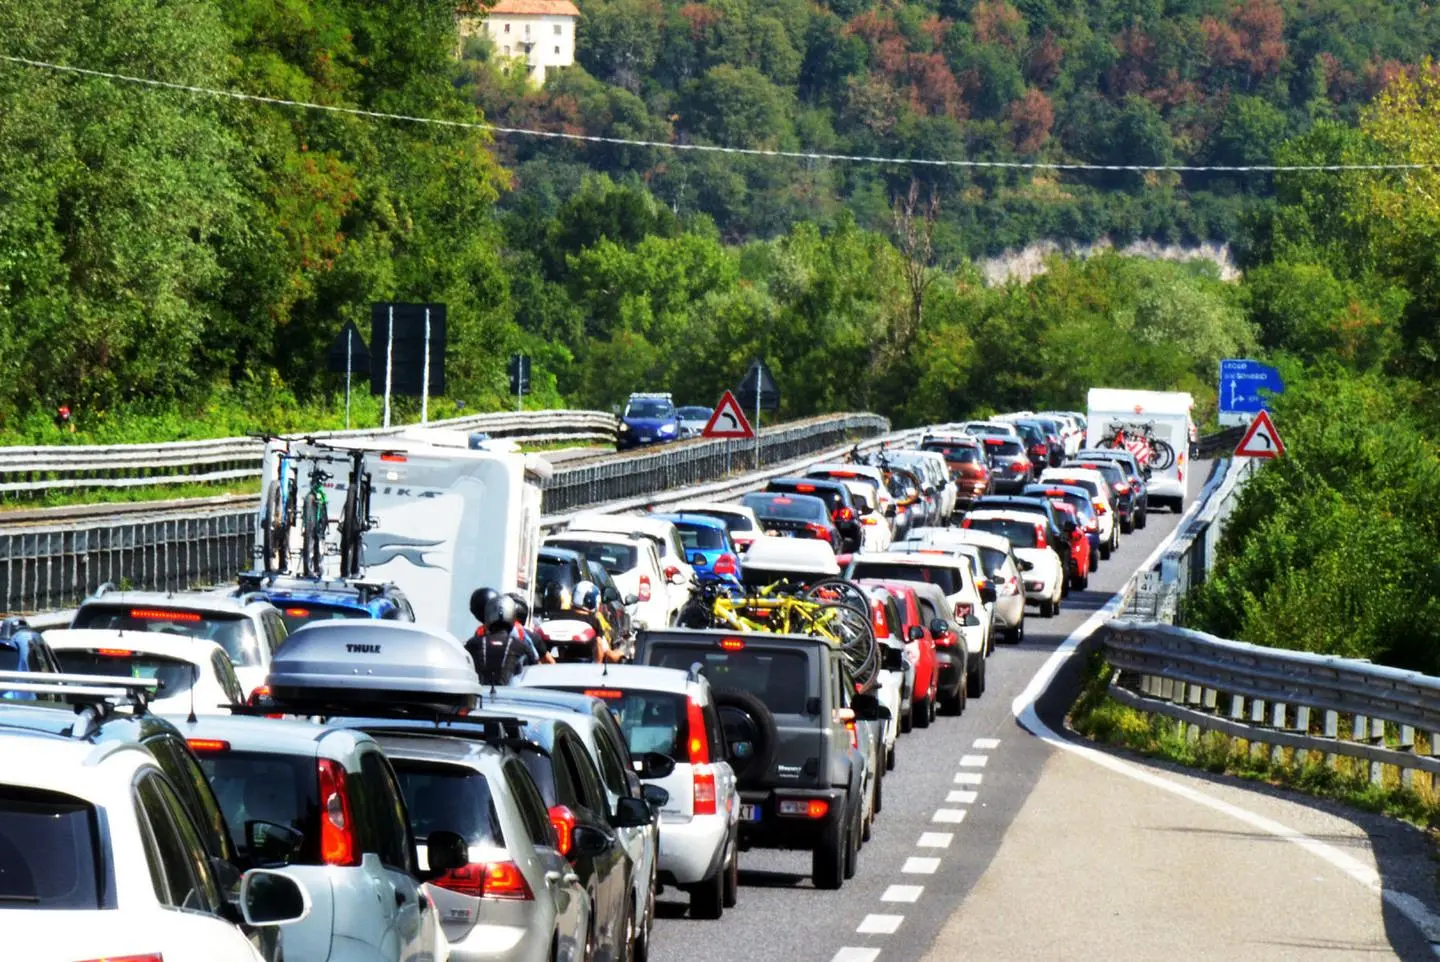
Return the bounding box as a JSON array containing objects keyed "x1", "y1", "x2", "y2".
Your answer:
[
  {"x1": 1046, "y1": 500, "x2": 1091, "y2": 591},
  {"x1": 856, "y1": 579, "x2": 938, "y2": 730}
]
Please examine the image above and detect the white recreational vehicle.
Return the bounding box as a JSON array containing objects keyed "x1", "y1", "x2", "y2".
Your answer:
[
  {"x1": 1086, "y1": 388, "x2": 1195, "y2": 513},
  {"x1": 258, "y1": 429, "x2": 551, "y2": 640}
]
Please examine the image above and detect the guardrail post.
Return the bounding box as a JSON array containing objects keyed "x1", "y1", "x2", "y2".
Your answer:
[
  {"x1": 1399, "y1": 725, "x2": 1416, "y2": 789},
  {"x1": 1269, "y1": 703, "x2": 1287, "y2": 767},
  {"x1": 1249, "y1": 698, "x2": 1267, "y2": 763},
  {"x1": 1368, "y1": 717, "x2": 1386, "y2": 785},
  {"x1": 1293, "y1": 707, "x2": 1312, "y2": 767},
  {"x1": 1324, "y1": 711, "x2": 1339, "y2": 769},
  {"x1": 1229, "y1": 694, "x2": 1245, "y2": 721}
]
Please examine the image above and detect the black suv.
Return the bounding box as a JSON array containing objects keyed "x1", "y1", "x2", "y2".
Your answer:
[
  {"x1": 636, "y1": 628, "x2": 888, "y2": 890},
  {"x1": 764, "y1": 478, "x2": 864, "y2": 553}
]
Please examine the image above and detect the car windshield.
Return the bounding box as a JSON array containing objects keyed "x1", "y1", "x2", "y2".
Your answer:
[
  {"x1": 53, "y1": 650, "x2": 198, "y2": 697},
  {"x1": 273, "y1": 602, "x2": 369, "y2": 633},
  {"x1": 742, "y1": 493, "x2": 827, "y2": 522},
  {"x1": 626, "y1": 400, "x2": 673, "y2": 419},
  {"x1": 677, "y1": 407, "x2": 711, "y2": 420},
  {"x1": 674, "y1": 523, "x2": 725, "y2": 551},
  {"x1": 922, "y1": 442, "x2": 981, "y2": 463},
  {"x1": 559, "y1": 688, "x2": 689, "y2": 759},
  {"x1": 847, "y1": 562, "x2": 961, "y2": 595},
  {"x1": 72, "y1": 605, "x2": 263, "y2": 667},
  {"x1": 547, "y1": 540, "x2": 639, "y2": 575},
  {"x1": 391, "y1": 761, "x2": 503, "y2": 848},
  {"x1": 650, "y1": 647, "x2": 811, "y2": 715},
  {"x1": 0, "y1": 786, "x2": 103, "y2": 909},
  {"x1": 196, "y1": 750, "x2": 320, "y2": 864},
  {"x1": 966, "y1": 518, "x2": 1038, "y2": 548}
]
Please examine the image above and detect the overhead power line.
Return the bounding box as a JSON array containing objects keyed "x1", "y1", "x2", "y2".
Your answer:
[{"x1": 2, "y1": 53, "x2": 1435, "y2": 174}]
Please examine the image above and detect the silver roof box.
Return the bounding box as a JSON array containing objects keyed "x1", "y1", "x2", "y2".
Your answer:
[{"x1": 266, "y1": 621, "x2": 481, "y2": 713}]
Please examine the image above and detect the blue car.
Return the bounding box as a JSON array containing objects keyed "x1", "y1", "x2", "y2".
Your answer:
[
  {"x1": 617, "y1": 392, "x2": 682, "y2": 451},
  {"x1": 234, "y1": 572, "x2": 416, "y2": 632},
  {"x1": 0, "y1": 618, "x2": 61, "y2": 699},
  {"x1": 651, "y1": 512, "x2": 743, "y2": 587}
]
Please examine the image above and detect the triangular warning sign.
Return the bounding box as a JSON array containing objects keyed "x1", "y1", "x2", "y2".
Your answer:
[
  {"x1": 1234, "y1": 409, "x2": 1285, "y2": 459},
  {"x1": 702, "y1": 390, "x2": 755, "y2": 439}
]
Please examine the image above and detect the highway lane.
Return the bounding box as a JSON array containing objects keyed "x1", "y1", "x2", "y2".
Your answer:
[{"x1": 647, "y1": 489, "x2": 1196, "y2": 962}]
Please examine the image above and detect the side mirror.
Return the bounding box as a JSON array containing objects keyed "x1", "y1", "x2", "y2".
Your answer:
[
  {"x1": 963, "y1": 613, "x2": 982, "y2": 628},
  {"x1": 423, "y1": 830, "x2": 470, "y2": 876},
  {"x1": 906, "y1": 625, "x2": 925, "y2": 642},
  {"x1": 244, "y1": 821, "x2": 304, "y2": 866},
  {"x1": 641, "y1": 784, "x2": 670, "y2": 810},
  {"x1": 572, "y1": 825, "x2": 615, "y2": 857},
  {"x1": 612, "y1": 796, "x2": 653, "y2": 828},
  {"x1": 979, "y1": 582, "x2": 997, "y2": 605},
  {"x1": 238, "y1": 868, "x2": 311, "y2": 927},
  {"x1": 928, "y1": 617, "x2": 948, "y2": 636},
  {"x1": 1018, "y1": 559, "x2": 1035, "y2": 572},
  {"x1": 632, "y1": 751, "x2": 677, "y2": 780},
  {"x1": 623, "y1": 594, "x2": 639, "y2": 606},
  {"x1": 603, "y1": 586, "x2": 621, "y2": 604},
  {"x1": 851, "y1": 693, "x2": 891, "y2": 721}
]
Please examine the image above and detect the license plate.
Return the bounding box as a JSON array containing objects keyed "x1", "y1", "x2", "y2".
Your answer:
[{"x1": 739, "y1": 804, "x2": 761, "y2": 822}]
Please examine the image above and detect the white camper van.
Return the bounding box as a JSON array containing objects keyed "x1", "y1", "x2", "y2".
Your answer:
[
  {"x1": 258, "y1": 429, "x2": 551, "y2": 640},
  {"x1": 1086, "y1": 388, "x2": 1194, "y2": 513}
]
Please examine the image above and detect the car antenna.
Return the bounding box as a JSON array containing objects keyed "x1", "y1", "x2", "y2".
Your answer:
[{"x1": 186, "y1": 664, "x2": 199, "y2": 724}]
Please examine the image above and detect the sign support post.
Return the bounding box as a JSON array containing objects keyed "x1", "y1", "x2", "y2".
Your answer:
[
  {"x1": 382, "y1": 305, "x2": 395, "y2": 429},
  {"x1": 754, "y1": 386, "x2": 761, "y2": 470},
  {"x1": 421, "y1": 307, "x2": 432, "y2": 425},
  {"x1": 345, "y1": 326, "x2": 353, "y2": 430}
]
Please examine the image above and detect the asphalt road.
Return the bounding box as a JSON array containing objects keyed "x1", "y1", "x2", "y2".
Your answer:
[{"x1": 647, "y1": 496, "x2": 1193, "y2": 962}]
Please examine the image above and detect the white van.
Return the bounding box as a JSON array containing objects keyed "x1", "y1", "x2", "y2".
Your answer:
[
  {"x1": 259, "y1": 433, "x2": 550, "y2": 640},
  {"x1": 1086, "y1": 388, "x2": 1194, "y2": 513}
]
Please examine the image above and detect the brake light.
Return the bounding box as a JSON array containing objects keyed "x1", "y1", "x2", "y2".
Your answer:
[
  {"x1": 548, "y1": 805, "x2": 577, "y2": 856},
  {"x1": 713, "y1": 553, "x2": 739, "y2": 577},
  {"x1": 96, "y1": 648, "x2": 132, "y2": 657},
  {"x1": 805, "y1": 522, "x2": 832, "y2": 540},
  {"x1": 73, "y1": 956, "x2": 164, "y2": 962},
  {"x1": 836, "y1": 507, "x2": 855, "y2": 523},
  {"x1": 870, "y1": 601, "x2": 890, "y2": 637},
  {"x1": 1034, "y1": 523, "x2": 1047, "y2": 549},
  {"x1": 1094, "y1": 501, "x2": 1107, "y2": 515},
  {"x1": 379, "y1": 453, "x2": 407, "y2": 463},
  {"x1": 663, "y1": 565, "x2": 681, "y2": 580},
  {"x1": 796, "y1": 484, "x2": 816, "y2": 492},
  {"x1": 1011, "y1": 461, "x2": 1028, "y2": 473},
  {"x1": 693, "y1": 768, "x2": 718, "y2": 816},
  {"x1": 316, "y1": 759, "x2": 359, "y2": 866},
  {"x1": 961, "y1": 518, "x2": 972, "y2": 528},
  {"x1": 434, "y1": 861, "x2": 534, "y2": 900},
  {"x1": 283, "y1": 607, "x2": 310, "y2": 618},
  {"x1": 638, "y1": 574, "x2": 652, "y2": 602},
  {"x1": 185, "y1": 739, "x2": 230, "y2": 753},
  {"x1": 845, "y1": 719, "x2": 858, "y2": 750},
  {"x1": 934, "y1": 631, "x2": 956, "y2": 647},
  {"x1": 778, "y1": 799, "x2": 830, "y2": 818},
  {"x1": 583, "y1": 689, "x2": 623, "y2": 699},
  {"x1": 247, "y1": 685, "x2": 270, "y2": 705},
  {"x1": 772, "y1": 496, "x2": 793, "y2": 505},
  {"x1": 1114, "y1": 482, "x2": 1131, "y2": 495},
  {"x1": 687, "y1": 698, "x2": 710, "y2": 763},
  {"x1": 719, "y1": 637, "x2": 745, "y2": 652},
  {"x1": 129, "y1": 609, "x2": 201, "y2": 622},
  {"x1": 954, "y1": 602, "x2": 973, "y2": 621}
]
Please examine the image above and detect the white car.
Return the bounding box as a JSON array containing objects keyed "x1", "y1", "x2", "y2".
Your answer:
[
  {"x1": 802, "y1": 464, "x2": 897, "y2": 522},
  {"x1": 893, "y1": 529, "x2": 1027, "y2": 643},
  {"x1": 1039, "y1": 466, "x2": 1119, "y2": 558},
  {"x1": 845, "y1": 551, "x2": 992, "y2": 698},
  {"x1": 544, "y1": 531, "x2": 681, "y2": 630},
  {"x1": 841, "y1": 480, "x2": 893, "y2": 552},
  {"x1": 515, "y1": 663, "x2": 741, "y2": 918},
  {"x1": 668, "y1": 501, "x2": 764, "y2": 553},
  {"x1": 567, "y1": 512, "x2": 697, "y2": 616},
  {"x1": 962, "y1": 510, "x2": 1066, "y2": 617},
  {"x1": 960, "y1": 420, "x2": 1020, "y2": 438},
  {"x1": 888, "y1": 450, "x2": 958, "y2": 522},
  {"x1": 0, "y1": 728, "x2": 310, "y2": 962},
  {"x1": 45, "y1": 629, "x2": 246, "y2": 714}
]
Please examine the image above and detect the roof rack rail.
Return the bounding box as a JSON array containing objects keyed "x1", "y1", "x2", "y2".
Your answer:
[{"x1": 0, "y1": 671, "x2": 160, "y2": 738}]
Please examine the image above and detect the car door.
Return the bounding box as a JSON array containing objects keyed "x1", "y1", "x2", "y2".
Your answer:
[
  {"x1": 589, "y1": 715, "x2": 656, "y2": 929},
  {"x1": 353, "y1": 747, "x2": 433, "y2": 962},
  {"x1": 555, "y1": 733, "x2": 629, "y2": 956},
  {"x1": 503, "y1": 759, "x2": 588, "y2": 962}
]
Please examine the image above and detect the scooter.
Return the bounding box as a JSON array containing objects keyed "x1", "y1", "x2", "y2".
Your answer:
[{"x1": 537, "y1": 609, "x2": 607, "y2": 663}]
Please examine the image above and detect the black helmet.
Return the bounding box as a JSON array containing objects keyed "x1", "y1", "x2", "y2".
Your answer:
[
  {"x1": 484, "y1": 594, "x2": 518, "y2": 633},
  {"x1": 507, "y1": 591, "x2": 530, "y2": 624},
  {"x1": 539, "y1": 581, "x2": 566, "y2": 615},
  {"x1": 470, "y1": 587, "x2": 501, "y2": 622}
]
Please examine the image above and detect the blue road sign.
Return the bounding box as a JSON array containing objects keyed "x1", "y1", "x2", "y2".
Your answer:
[{"x1": 1219, "y1": 359, "x2": 1284, "y2": 421}]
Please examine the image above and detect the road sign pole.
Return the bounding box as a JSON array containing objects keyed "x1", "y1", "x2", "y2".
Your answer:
[
  {"x1": 383, "y1": 305, "x2": 395, "y2": 429},
  {"x1": 344, "y1": 326, "x2": 353, "y2": 431},
  {"x1": 421, "y1": 307, "x2": 431, "y2": 425},
  {"x1": 754, "y1": 387, "x2": 761, "y2": 470}
]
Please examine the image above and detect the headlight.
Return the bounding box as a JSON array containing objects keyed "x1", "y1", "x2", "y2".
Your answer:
[
  {"x1": 619, "y1": 423, "x2": 630, "y2": 432},
  {"x1": 659, "y1": 423, "x2": 676, "y2": 434}
]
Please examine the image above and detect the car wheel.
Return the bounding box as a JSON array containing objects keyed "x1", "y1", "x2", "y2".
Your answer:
[
  {"x1": 1039, "y1": 598, "x2": 1056, "y2": 618},
  {"x1": 913, "y1": 695, "x2": 932, "y2": 728},
  {"x1": 1061, "y1": 569, "x2": 1071, "y2": 597},
  {"x1": 900, "y1": 703, "x2": 914, "y2": 734},
  {"x1": 941, "y1": 685, "x2": 964, "y2": 715},
  {"x1": 712, "y1": 688, "x2": 779, "y2": 784},
  {"x1": 1004, "y1": 620, "x2": 1024, "y2": 644},
  {"x1": 1121, "y1": 517, "x2": 1134, "y2": 535},
  {"x1": 722, "y1": 836, "x2": 739, "y2": 909},
  {"x1": 1076, "y1": 569, "x2": 1089, "y2": 591},
  {"x1": 813, "y1": 809, "x2": 847, "y2": 890},
  {"x1": 966, "y1": 658, "x2": 984, "y2": 699},
  {"x1": 1053, "y1": 590, "x2": 1062, "y2": 615},
  {"x1": 1100, "y1": 541, "x2": 1112, "y2": 560},
  {"x1": 689, "y1": 865, "x2": 725, "y2": 919},
  {"x1": 1089, "y1": 550, "x2": 1099, "y2": 573},
  {"x1": 886, "y1": 744, "x2": 897, "y2": 772},
  {"x1": 1136, "y1": 509, "x2": 1148, "y2": 529}
]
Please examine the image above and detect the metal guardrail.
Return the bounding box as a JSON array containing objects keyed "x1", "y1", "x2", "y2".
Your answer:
[
  {"x1": 0, "y1": 410, "x2": 619, "y2": 496},
  {"x1": 0, "y1": 412, "x2": 890, "y2": 613}
]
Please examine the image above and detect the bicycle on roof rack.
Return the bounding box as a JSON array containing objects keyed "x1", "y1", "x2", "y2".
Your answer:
[{"x1": 257, "y1": 437, "x2": 378, "y2": 581}]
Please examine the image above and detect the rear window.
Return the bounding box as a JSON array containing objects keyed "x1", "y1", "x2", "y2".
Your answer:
[
  {"x1": 769, "y1": 483, "x2": 843, "y2": 513},
  {"x1": 967, "y1": 518, "x2": 1038, "y2": 548},
  {"x1": 649, "y1": 647, "x2": 811, "y2": 715},
  {"x1": 195, "y1": 750, "x2": 320, "y2": 864},
  {"x1": 275, "y1": 603, "x2": 368, "y2": 634},
  {"x1": 54, "y1": 650, "x2": 197, "y2": 697},
  {"x1": 741, "y1": 494, "x2": 826, "y2": 522},
  {"x1": 922, "y1": 442, "x2": 981, "y2": 463},
  {"x1": 847, "y1": 562, "x2": 960, "y2": 595},
  {"x1": 72, "y1": 605, "x2": 262, "y2": 668},
  {"x1": 557, "y1": 688, "x2": 689, "y2": 759},
  {"x1": 391, "y1": 761, "x2": 503, "y2": 849},
  {"x1": 710, "y1": 512, "x2": 754, "y2": 533},
  {"x1": 547, "y1": 540, "x2": 639, "y2": 575},
  {"x1": 537, "y1": 556, "x2": 583, "y2": 590},
  {"x1": 0, "y1": 786, "x2": 104, "y2": 909},
  {"x1": 1078, "y1": 461, "x2": 1125, "y2": 485},
  {"x1": 675, "y1": 523, "x2": 725, "y2": 552},
  {"x1": 976, "y1": 547, "x2": 1009, "y2": 578},
  {"x1": 1046, "y1": 476, "x2": 1100, "y2": 498},
  {"x1": 984, "y1": 439, "x2": 1025, "y2": 457}
]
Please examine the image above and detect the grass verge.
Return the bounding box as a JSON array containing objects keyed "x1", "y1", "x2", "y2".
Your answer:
[
  {"x1": 0, "y1": 480, "x2": 262, "y2": 512},
  {"x1": 1070, "y1": 647, "x2": 1440, "y2": 831}
]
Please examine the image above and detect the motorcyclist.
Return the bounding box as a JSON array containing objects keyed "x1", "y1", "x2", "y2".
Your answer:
[
  {"x1": 466, "y1": 587, "x2": 528, "y2": 686},
  {"x1": 571, "y1": 580, "x2": 625, "y2": 664},
  {"x1": 507, "y1": 591, "x2": 553, "y2": 665}
]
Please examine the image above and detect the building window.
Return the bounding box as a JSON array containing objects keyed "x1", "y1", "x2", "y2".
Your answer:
[
  {"x1": 554, "y1": 23, "x2": 562, "y2": 34},
  {"x1": 554, "y1": 45, "x2": 561, "y2": 54},
  {"x1": 524, "y1": 23, "x2": 531, "y2": 35},
  {"x1": 503, "y1": 22, "x2": 510, "y2": 33},
  {"x1": 503, "y1": 45, "x2": 511, "y2": 54}
]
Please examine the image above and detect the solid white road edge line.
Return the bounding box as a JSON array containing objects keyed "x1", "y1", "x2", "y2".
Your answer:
[{"x1": 1010, "y1": 505, "x2": 1440, "y2": 948}]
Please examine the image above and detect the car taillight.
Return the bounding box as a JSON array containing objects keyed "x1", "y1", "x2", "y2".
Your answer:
[
  {"x1": 549, "y1": 805, "x2": 577, "y2": 857},
  {"x1": 74, "y1": 956, "x2": 164, "y2": 962},
  {"x1": 1094, "y1": 500, "x2": 1107, "y2": 515},
  {"x1": 434, "y1": 861, "x2": 534, "y2": 900},
  {"x1": 1011, "y1": 461, "x2": 1027, "y2": 473},
  {"x1": 1114, "y1": 482, "x2": 1130, "y2": 495},
  {"x1": 663, "y1": 565, "x2": 681, "y2": 581},
  {"x1": 1086, "y1": 519, "x2": 1098, "y2": 532},
  {"x1": 954, "y1": 602, "x2": 973, "y2": 621},
  {"x1": 693, "y1": 767, "x2": 717, "y2": 816},
  {"x1": 845, "y1": 719, "x2": 858, "y2": 750},
  {"x1": 778, "y1": 799, "x2": 829, "y2": 818},
  {"x1": 836, "y1": 507, "x2": 855, "y2": 523},
  {"x1": 1025, "y1": 580, "x2": 1044, "y2": 591},
  {"x1": 316, "y1": 759, "x2": 359, "y2": 867},
  {"x1": 185, "y1": 738, "x2": 230, "y2": 753},
  {"x1": 961, "y1": 518, "x2": 972, "y2": 528},
  {"x1": 638, "y1": 575, "x2": 652, "y2": 603},
  {"x1": 1001, "y1": 577, "x2": 1020, "y2": 596},
  {"x1": 934, "y1": 631, "x2": 956, "y2": 647},
  {"x1": 713, "y1": 553, "x2": 739, "y2": 577},
  {"x1": 686, "y1": 698, "x2": 709, "y2": 764},
  {"x1": 1034, "y1": 523, "x2": 1047, "y2": 549},
  {"x1": 806, "y1": 523, "x2": 831, "y2": 539},
  {"x1": 871, "y1": 601, "x2": 890, "y2": 637}
]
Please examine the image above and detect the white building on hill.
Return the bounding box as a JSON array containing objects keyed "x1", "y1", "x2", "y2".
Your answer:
[{"x1": 460, "y1": 0, "x2": 580, "y2": 87}]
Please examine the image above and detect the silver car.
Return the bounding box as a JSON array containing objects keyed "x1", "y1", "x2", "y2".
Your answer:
[{"x1": 374, "y1": 733, "x2": 591, "y2": 962}]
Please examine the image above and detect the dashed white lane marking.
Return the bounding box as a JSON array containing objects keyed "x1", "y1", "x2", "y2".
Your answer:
[
  {"x1": 902, "y1": 856, "x2": 942, "y2": 874},
  {"x1": 958, "y1": 754, "x2": 989, "y2": 767},
  {"x1": 946, "y1": 789, "x2": 978, "y2": 804},
  {"x1": 953, "y1": 772, "x2": 983, "y2": 786},
  {"x1": 916, "y1": 832, "x2": 953, "y2": 848},
  {"x1": 932, "y1": 809, "x2": 967, "y2": 824},
  {"x1": 831, "y1": 948, "x2": 881, "y2": 962},
  {"x1": 857, "y1": 914, "x2": 905, "y2": 935},
  {"x1": 881, "y1": 884, "x2": 925, "y2": 903},
  {"x1": 973, "y1": 737, "x2": 1001, "y2": 749}
]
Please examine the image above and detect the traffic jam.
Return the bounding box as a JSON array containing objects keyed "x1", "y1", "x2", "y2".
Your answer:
[{"x1": 1, "y1": 389, "x2": 1195, "y2": 961}]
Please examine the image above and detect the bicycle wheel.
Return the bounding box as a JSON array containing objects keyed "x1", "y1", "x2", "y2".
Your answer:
[
  {"x1": 808, "y1": 602, "x2": 879, "y2": 691},
  {"x1": 804, "y1": 578, "x2": 870, "y2": 616},
  {"x1": 301, "y1": 492, "x2": 324, "y2": 579},
  {"x1": 339, "y1": 480, "x2": 366, "y2": 579},
  {"x1": 1149, "y1": 438, "x2": 1176, "y2": 471},
  {"x1": 262, "y1": 483, "x2": 284, "y2": 573}
]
